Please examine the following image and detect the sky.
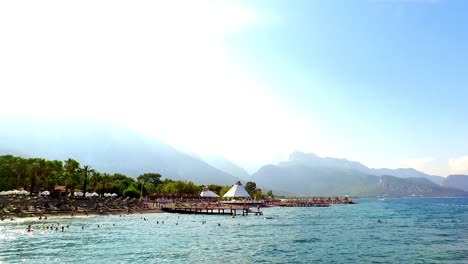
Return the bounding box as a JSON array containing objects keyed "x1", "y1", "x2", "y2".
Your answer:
[{"x1": 1, "y1": 0, "x2": 468, "y2": 176}]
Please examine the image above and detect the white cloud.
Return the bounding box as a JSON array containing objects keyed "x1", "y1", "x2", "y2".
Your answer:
[
  {"x1": 448, "y1": 156, "x2": 468, "y2": 175},
  {"x1": 401, "y1": 157, "x2": 434, "y2": 171}
]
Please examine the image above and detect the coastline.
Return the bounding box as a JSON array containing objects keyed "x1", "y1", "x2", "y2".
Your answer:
[{"x1": 1, "y1": 205, "x2": 163, "y2": 221}]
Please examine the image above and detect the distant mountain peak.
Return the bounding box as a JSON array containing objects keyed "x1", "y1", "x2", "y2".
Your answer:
[{"x1": 288, "y1": 151, "x2": 318, "y2": 161}]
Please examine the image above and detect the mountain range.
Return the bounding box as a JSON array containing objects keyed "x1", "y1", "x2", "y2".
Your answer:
[
  {"x1": 0, "y1": 118, "x2": 236, "y2": 185},
  {"x1": 1, "y1": 118, "x2": 468, "y2": 197},
  {"x1": 251, "y1": 152, "x2": 468, "y2": 197}
]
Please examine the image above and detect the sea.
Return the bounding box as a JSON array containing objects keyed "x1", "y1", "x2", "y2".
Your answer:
[{"x1": 1, "y1": 198, "x2": 467, "y2": 263}]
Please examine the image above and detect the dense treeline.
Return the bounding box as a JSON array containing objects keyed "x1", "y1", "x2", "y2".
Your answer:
[{"x1": 0, "y1": 155, "x2": 272, "y2": 199}]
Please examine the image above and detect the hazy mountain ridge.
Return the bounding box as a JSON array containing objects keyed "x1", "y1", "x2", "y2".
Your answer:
[
  {"x1": 0, "y1": 118, "x2": 237, "y2": 185},
  {"x1": 283, "y1": 151, "x2": 445, "y2": 184},
  {"x1": 251, "y1": 152, "x2": 468, "y2": 197},
  {"x1": 379, "y1": 175, "x2": 467, "y2": 197},
  {"x1": 203, "y1": 155, "x2": 251, "y2": 180},
  {"x1": 443, "y1": 175, "x2": 468, "y2": 192},
  {"x1": 252, "y1": 164, "x2": 382, "y2": 196}
]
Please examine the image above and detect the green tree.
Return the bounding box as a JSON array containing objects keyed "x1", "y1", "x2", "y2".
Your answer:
[
  {"x1": 101, "y1": 173, "x2": 111, "y2": 194},
  {"x1": 207, "y1": 184, "x2": 224, "y2": 195},
  {"x1": 13, "y1": 157, "x2": 26, "y2": 190},
  {"x1": 80, "y1": 165, "x2": 95, "y2": 198},
  {"x1": 245, "y1": 182, "x2": 257, "y2": 196},
  {"x1": 137, "y1": 173, "x2": 162, "y2": 196},
  {"x1": 267, "y1": 190, "x2": 274, "y2": 198},
  {"x1": 64, "y1": 158, "x2": 80, "y2": 199},
  {"x1": 123, "y1": 185, "x2": 141, "y2": 198},
  {"x1": 90, "y1": 171, "x2": 102, "y2": 192},
  {"x1": 46, "y1": 160, "x2": 63, "y2": 192},
  {"x1": 27, "y1": 158, "x2": 48, "y2": 195}
]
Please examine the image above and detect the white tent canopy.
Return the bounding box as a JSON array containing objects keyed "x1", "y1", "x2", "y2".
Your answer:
[
  {"x1": 200, "y1": 189, "x2": 219, "y2": 198},
  {"x1": 222, "y1": 181, "x2": 251, "y2": 198}
]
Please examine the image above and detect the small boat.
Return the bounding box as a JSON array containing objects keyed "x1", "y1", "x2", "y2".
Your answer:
[{"x1": 264, "y1": 216, "x2": 273, "y2": 220}]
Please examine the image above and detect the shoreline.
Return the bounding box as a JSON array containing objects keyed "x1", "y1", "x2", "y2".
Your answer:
[{"x1": 1, "y1": 208, "x2": 164, "y2": 221}]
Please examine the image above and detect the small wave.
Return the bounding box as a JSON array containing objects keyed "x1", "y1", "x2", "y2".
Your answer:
[{"x1": 293, "y1": 238, "x2": 321, "y2": 243}]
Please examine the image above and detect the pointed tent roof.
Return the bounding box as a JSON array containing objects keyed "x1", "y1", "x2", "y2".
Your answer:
[
  {"x1": 200, "y1": 187, "x2": 219, "y2": 198},
  {"x1": 222, "y1": 181, "x2": 251, "y2": 198}
]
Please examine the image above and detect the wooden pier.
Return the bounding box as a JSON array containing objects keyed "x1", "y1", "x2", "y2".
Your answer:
[
  {"x1": 265, "y1": 196, "x2": 355, "y2": 207},
  {"x1": 161, "y1": 207, "x2": 263, "y2": 216}
]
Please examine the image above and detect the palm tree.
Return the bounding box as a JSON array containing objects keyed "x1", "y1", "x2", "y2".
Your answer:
[
  {"x1": 13, "y1": 157, "x2": 26, "y2": 190},
  {"x1": 80, "y1": 165, "x2": 95, "y2": 198},
  {"x1": 27, "y1": 158, "x2": 47, "y2": 195},
  {"x1": 46, "y1": 160, "x2": 63, "y2": 193},
  {"x1": 64, "y1": 158, "x2": 80, "y2": 199},
  {"x1": 90, "y1": 171, "x2": 102, "y2": 192},
  {"x1": 101, "y1": 173, "x2": 111, "y2": 194}
]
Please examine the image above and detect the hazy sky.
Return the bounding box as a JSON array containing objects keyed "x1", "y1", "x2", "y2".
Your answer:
[{"x1": 1, "y1": 0, "x2": 468, "y2": 176}]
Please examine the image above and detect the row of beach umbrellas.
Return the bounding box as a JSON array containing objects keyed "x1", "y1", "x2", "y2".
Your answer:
[
  {"x1": 67, "y1": 192, "x2": 118, "y2": 197},
  {"x1": 0, "y1": 190, "x2": 118, "y2": 198},
  {"x1": 0, "y1": 190, "x2": 30, "y2": 196},
  {"x1": 0, "y1": 190, "x2": 50, "y2": 196}
]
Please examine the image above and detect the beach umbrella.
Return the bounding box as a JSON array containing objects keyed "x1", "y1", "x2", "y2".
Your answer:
[
  {"x1": 91, "y1": 192, "x2": 99, "y2": 197},
  {"x1": 111, "y1": 193, "x2": 118, "y2": 197},
  {"x1": 85, "y1": 192, "x2": 93, "y2": 197},
  {"x1": 0, "y1": 191, "x2": 7, "y2": 196},
  {"x1": 40, "y1": 191, "x2": 50, "y2": 196},
  {"x1": 19, "y1": 190, "x2": 30, "y2": 195}
]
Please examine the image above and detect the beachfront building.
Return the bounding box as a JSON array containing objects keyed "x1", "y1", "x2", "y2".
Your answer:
[
  {"x1": 200, "y1": 187, "x2": 219, "y2": 198},
  {"x1": 222, "y1": 181, "x2": 251, "y2": 198}
]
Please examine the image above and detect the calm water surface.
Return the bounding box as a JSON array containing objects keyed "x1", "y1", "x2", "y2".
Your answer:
[{"x1": 1, "y1": 198, "x2": 467, "y2": 263}]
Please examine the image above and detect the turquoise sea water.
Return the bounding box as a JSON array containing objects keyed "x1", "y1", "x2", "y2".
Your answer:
[{"x1": 1, "y1": 198, "x2": 467, "y2": 263}]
